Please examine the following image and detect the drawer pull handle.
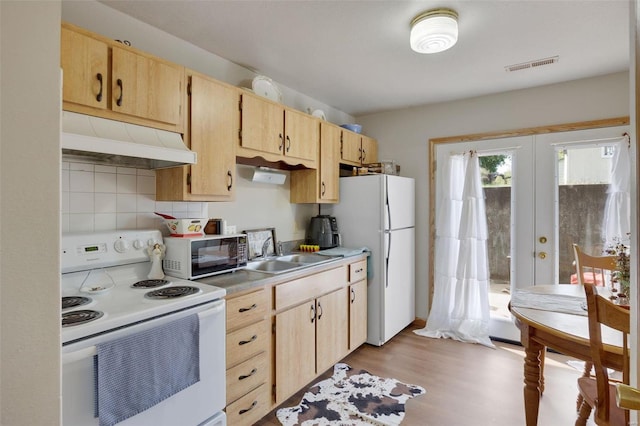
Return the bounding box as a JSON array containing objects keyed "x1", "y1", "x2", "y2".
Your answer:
[
  {"x1": 351, "y1": 288, "x2": 356, "y2": 303},
  {"x1": 355, "y1": 268, "x2": 363, "y2": 273},
  {"x1": 310, "y1": 304, "x2": 315, "y2": 323},
  {"x1": 239, "y1": 400, "x2": 257, "y2": 415},
  {"x1": 239, "y1": 368, "x2": 258, "y2": 380},
  {"x1": 239, "y1": 303, "x2": 257, "y2": 313},
  {"x1": 238, "y1": 335, "x2": 257, "y2": 345},
  {"x1": 317, "y1": 302, "x2": 323, "y2": 320}
]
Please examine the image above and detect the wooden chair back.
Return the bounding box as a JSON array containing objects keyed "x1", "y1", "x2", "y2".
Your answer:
[
  {"x1": 573, "y1": 244, "x2": 617, "y2": 286},
  {"x1": 583, "y1": 282, "x2": 630, "y2": 424}
]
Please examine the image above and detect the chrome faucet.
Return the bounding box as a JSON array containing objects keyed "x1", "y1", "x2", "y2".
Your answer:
[{"x1": 277, "y1": 241, "x2": 284, "y2": 256}]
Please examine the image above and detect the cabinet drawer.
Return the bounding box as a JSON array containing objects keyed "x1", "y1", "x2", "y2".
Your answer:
[
  {"x1": 275, "y1": 266, "x2": 345, "y2": 311},
  {"x1": 227, "y1": 319, "x2": 270, "y2": 369},
  {"x1": 226, "y1": 351, "x2": 269, "y2": 405},
  {"x1": 227, "y1": 288, "x2": 269, "y2": 331},
  {"x1": 226, "y1": 383, "x2": 270, "y2": 426},
  {"x1": 349, "y1": 260, "x2": 367, "y2": 283}
]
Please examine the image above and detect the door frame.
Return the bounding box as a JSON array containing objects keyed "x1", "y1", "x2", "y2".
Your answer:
[{"x1": 427, "y1": 116, "x2": 630, "y2": 312}]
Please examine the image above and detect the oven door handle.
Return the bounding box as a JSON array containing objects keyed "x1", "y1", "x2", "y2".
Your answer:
[
  {"x1": 62, "y1": 346, "x2": 97, "y2": 365},
  {"x1": 62, "y1": 300, "x2": 224, "y2": 365},
  {"x1": 198, "y1": 299, "x2": 225, "y2": 320}
]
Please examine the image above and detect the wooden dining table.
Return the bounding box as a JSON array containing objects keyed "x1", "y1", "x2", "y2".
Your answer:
[{"x1": 509, "y1": 284, "x2": 625, "y2": 426}]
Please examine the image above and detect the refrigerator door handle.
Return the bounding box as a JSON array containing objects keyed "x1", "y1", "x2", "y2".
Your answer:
[
  {"x1": 385, "y1": 231, "x2": 391, "y2": 288},
  {"x1": 385, "y1": 178, "x2": 392, "y2": 230}
]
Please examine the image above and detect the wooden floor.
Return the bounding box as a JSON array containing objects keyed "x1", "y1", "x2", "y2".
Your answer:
[{"x1": 255, "y1": 323, "x2": 595, "y2": 425}]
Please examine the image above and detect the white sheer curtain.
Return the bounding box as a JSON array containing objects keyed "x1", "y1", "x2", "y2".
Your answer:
[
  {"x1": 602, "y1": 135, "x2": 631, "y2": 246},
  {"x1": 415, "y1": 152, "x2": 494, "y2": 348}
]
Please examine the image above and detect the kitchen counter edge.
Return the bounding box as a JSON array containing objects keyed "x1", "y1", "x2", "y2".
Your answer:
[{"x1": 193, "y1": 253, "x2": 369, "y2": 296}]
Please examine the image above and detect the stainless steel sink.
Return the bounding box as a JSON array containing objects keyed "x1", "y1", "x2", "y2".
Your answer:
[
  {"x1": 245, "y1": 253, "x2": 334, "y2": 274},
  {"x1": 245, "y1": 260, "x2": 302, "y2": 274},
  {"x1": 276, "y1": 254, "x2": 332, "y2": 264}
]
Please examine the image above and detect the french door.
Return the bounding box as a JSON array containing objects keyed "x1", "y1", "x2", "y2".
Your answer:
[{"x1": 433, "y1": 125, "x2": 628, "y2": 341}]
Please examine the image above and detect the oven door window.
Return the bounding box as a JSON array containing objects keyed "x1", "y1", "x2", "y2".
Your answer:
[{"x1": 191, "y1": 238, "x2": 240, "y2": 276}]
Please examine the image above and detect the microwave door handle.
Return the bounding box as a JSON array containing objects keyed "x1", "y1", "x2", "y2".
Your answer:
[{"x1": 62, "y1": 345, "x2": 97, "y2": 365}]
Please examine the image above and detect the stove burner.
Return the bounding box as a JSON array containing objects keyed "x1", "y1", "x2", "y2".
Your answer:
[
  {"x1": 145, "y1": 286, "x2": 201, "y2": 300},
  {"x1": 62, "y1": 309, "x2": 104, "y2": 327},
  {"x1": 62, "y1": 296, "x2": 92, "y2": 310},
  {"x1": 132, "y1": 279, "x2": 171, "y2": 289}
]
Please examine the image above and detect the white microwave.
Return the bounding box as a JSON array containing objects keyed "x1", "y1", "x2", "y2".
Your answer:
[{"x1": 163, "y1": 234, "x2": 248, "y2": 279}]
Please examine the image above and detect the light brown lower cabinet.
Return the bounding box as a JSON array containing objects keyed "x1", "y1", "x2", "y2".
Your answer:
[
  {"x1": 224, "y1": 257, "x2": 369, "y2": 422},
  {"x1": 348, "y1": 260, "x2": 368, "y2": 349},
  {"x1": 226, "y1": 383, "x2": 271, "y2": 425},
  {"x1": 224, "y1": 288, "x2": 271, "y2": 426},
  {"x1": 274, "y1": 286, "x2": 348, "y2": 404}
]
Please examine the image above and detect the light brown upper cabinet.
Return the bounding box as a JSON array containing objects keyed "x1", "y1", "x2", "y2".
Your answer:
[
  {"x1": 290, "y1": 121, "x2": 340, "y2": 203},
  {"x1": 238, "y1": 91, "x2": 318, "y2": 169},
  {"x1": 340, "y1": 130, "x2": 378, "y2": 166},
  {"x1": 61, "y1": 23, "x2": 185, "y2": 133},
  {"x1": 156, "y1": 71, "x2": 238, "y2": 201}
]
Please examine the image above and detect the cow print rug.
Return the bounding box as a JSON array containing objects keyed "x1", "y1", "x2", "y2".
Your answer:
[{"x1": 276, "y1": 363, "x2": 426, "y2": 425}]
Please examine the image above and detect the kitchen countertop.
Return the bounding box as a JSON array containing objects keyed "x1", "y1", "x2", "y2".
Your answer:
[{"x1": 193, "y1": 252, "x2": 369, "y2": 296}]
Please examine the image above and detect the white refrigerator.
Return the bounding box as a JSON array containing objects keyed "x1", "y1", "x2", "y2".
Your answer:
[{"x1": 326, "y1": 174, "x2": 415, "y2": 346}]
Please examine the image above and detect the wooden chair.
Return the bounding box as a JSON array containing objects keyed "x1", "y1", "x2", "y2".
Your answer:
[
  {"x1": 575, "y1": 283, "x2": 630, "y2": 425},
  {"x1": 573, "y1": 244, "x2": 617, "y2": 287},
  {"x1": 572, "y1": 244, "x2": 619, "y2": 412}
]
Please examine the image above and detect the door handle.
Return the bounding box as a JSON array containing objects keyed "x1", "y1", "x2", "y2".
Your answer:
[{"x1": 538, "y1": 251, "x2": 547, "y2": 260}]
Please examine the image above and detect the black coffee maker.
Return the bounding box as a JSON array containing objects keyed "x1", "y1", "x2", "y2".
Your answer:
[{"x1": 307, "y1": 215, "x2": 341, "y2": 249}]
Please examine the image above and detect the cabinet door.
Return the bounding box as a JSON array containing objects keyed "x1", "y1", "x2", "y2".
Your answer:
[
  {"x1": 189, "y1": 74, "x2": 237, "y2": 198},
  {"x1": 319, "y1": 122, "x2": 340, "y2": 201},
  {"x1": 341, "y1": 130, "x2": 362, "y2": 165},
  {"x1": 275, "y1": 302, "x2": 316, "y2": 403},
  {"x1": 61, "y1": 27, "x2": 108, "y2": 110},
  {"x1": 349, "y1": 280, "x2": 368, "y2": 350},
  {"x1": 284, "y1": 109, "x2": 318, "y2": 162},
  {"x1": 361, "y1": 135, "x2": 378, "y2": 165},
  {"x1": 111, "y1": 46, "x2": 184, "y2": 127},
  {"x1": 240, "y1": 93, "x2": 284, "y2": 156},
  {"x1": 316, "y1": 288, "x2": 348, "y2": 374}
]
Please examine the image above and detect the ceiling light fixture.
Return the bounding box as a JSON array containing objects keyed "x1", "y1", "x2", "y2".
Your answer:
[{"x1": 410, "y1": 8, "x2": 459, "y2": 54}]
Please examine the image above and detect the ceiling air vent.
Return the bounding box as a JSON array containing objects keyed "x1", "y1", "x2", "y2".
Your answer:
[{"x1": 505, "y1": 55, "x2": 559, "y2": 72}]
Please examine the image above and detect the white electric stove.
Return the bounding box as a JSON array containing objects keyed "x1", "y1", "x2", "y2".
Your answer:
[{"x1": 61, "y1": 230, "x2": 227, "y2": 426}]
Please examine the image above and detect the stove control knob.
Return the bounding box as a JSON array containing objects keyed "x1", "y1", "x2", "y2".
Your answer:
[
  {"x1": 114, "y1": 238, "x2": 130, "y2": 253},
  {"x1": 133, "y1": 239, "x2": 144, "y2": 250}
]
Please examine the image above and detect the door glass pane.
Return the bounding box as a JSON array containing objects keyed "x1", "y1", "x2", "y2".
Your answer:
[
  {"x1": 557, "y1": 145, "x2": 612, "y2": 284},
  {"x1": 481, "y1": 154, "x2": 512, "y2": 320}
]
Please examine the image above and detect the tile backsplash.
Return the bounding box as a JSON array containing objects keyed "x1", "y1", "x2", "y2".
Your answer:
[{"x1": 61, "y1": 162, "x2": 208, "y2": 233}]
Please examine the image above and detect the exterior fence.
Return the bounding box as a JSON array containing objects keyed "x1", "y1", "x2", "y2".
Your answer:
[{"x1": 484, "y1": 184, "x2": 608, "y2": 283}]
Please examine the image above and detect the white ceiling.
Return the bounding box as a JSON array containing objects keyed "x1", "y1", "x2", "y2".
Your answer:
[{"x1": 99, "y1": 0, "x2": 630, "y2": 117}]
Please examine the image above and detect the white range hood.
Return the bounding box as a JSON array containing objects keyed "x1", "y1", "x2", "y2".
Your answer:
[{"x1": 61, "y1": 111, "x2": 196, "y2": 169}]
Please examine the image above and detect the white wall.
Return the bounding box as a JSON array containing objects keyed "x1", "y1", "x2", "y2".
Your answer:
[
  {"x1": 1, "y1": 1, "x2": 62, "y2": 425},
  {"x1": 357, "y1": 72, "x2": 630, "y2": 319}
]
